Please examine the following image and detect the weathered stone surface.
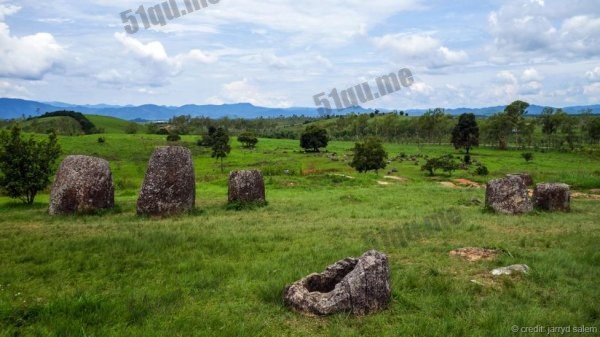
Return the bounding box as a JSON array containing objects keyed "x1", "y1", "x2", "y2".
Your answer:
[
  {"x1": 491, "y1": 264, "x2": 529, "y2": 276},
  {"x1": 228, "y1": 170, "x2": 265, "y2": 203},
  {"x1": 533, "y1": 183, "x2": 570, "y2": 212},
  {"x1": 507, "y1": 173, "x2": 533, "y2": 186},
  {"x1": 283, "y1": 250, "x2": 390, "y2": 316},
  {"x1": 49, "y1": 155, "x2": 114, "y2": 215},
  {"x1": 137, "y1": 146, "x2": 195, "y2": 216},
  {"x1": 485, "y1": 175, "x2": 533, "y2": 214}
]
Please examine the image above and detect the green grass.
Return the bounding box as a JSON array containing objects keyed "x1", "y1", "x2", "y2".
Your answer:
[
  {"x1": 0, "y1": 135, "x2": 599, "y2": 336},
  {"x1": 86, "y1": 115, "x2": 132, "y2": 134}
]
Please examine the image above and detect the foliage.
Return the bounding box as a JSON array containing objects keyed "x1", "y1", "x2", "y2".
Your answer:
[
  {"x1": 522, "y1": 152, "x2": 534, "y2": 162},
  {"x1": 97, "y1": 137, "x2": 106, "y2": 144},
  {"x1": 211, "y1": 127, "x2": 231, "y2": 173},
  {"x1": 198, "y1": 126, "x2": 217, "y2": 147},
  {"x1": 238, "y1": 131, "x2": 259, "y2": 149},
  {"x1": 32, "y1": 111, "x2": 98, "y2": 134},
  {"x1": 166, "y1": 133, "x2": 181, "y2": 142},
  {"x1": 349, "y1": 138, "x2": 388, "y2": 173},
  {"x1": 476, "y1": 165, "x2": 489, "y2": 176},
  {"x1": 421, "y1": 154, "x2": 459, "y2": 176},
  {"x1": 300, "y1": 125, "x2": 328, "y2": 152},
  {"x1": 418, "y1": 108, "x2": 454, "y2": 144},
  {"x1": 0, "y1": 124, "x2": 61, "y2": 204},
  {"x1": 451, "y1": 113, "x2": 479, "y2": 154}
]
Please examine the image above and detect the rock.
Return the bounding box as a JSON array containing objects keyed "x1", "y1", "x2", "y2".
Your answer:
[
  {"x1": 283, "y1": 250, "x2": 391, "y2": 316},
  {"x1": 485, "y1": 175, "x2": 533, "y2": 214},
  {"x1": 137, "y1": 146, "x2": 195, "y2": 216},
  {"x1": 533, "y1": 183, "x2": 570, "y2": 212},
  {"x1": 228, "y1": 170, "x2": 266, "y2": 204},
  {"x1": 507, "y1": 173, "x2": 533, "y2": 186},
  {"x1": 49, "y1": 155, "x2": 114, "y2": 215},
  {"x1": 491, "y1": 264, "x2": 529, "y2": 276}
]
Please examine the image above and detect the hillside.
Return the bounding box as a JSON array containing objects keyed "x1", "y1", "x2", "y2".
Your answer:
[
  {"x1": 21, "y1": 116, "x2": 84, "y2": 136},
  {"x1": 87, "y1": 115, "x2": 133, "y2": 134}
]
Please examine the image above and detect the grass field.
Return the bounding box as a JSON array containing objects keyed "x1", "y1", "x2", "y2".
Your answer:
[{"x1": 1, "y1": 134, "x2": 599, "y2": 336}]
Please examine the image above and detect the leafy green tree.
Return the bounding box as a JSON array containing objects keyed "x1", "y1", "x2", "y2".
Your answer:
[
  {"x1": 300, "y1": 125, "x2": 328, "y2": 152},
  {"x1": 0, "y1": 124, "x2": 61, "y2": 204},
  {"x1": 418, "y1": 108, "x2": 453, "y2": 144},
  {"x1": 451, "y1": 113, "x2": 479, "y2": 154},
  {"x1": 350, "y1": 138, "x2": 388, "y2": 173},
  {"x1": 238, "y1": 132, "x2": 258, "y2": 149},
  {"x1": 588, "y1": 116, "x2": 600, "y2": 144},
  {"x1": 483, "y1": 111, "x2": 514, "y2": 150},
  {"x1": 211, "y1": 127, "x2": 231, "y2": 173},
  {"x1": 421, "y1": 155, "x2": 459, "y2": 176},
  {"x1": 199, "y1": 126, "x2": 217, "y2": 147}
]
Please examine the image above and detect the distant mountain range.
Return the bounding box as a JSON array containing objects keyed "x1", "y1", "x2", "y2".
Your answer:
[{"x1": 0, "y1": 98, "x2": 598, "y2": 121}]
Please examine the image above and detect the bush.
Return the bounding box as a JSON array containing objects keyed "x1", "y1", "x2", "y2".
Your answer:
[
  {"x1": 97, "y1": 137, "x2": 106, "y2": 143},
  {"x1": 522, "y1": 152, "x2": 534, "y2": 162},
  {"x1": 349, "y1": 138, "x2": 388, "y2": 173},
  {"x1": 421, "y1": 154, "x2": 459, "y2": 176},
  {"x1": 476, "y1": 165, "x2": 489, "y2": 176},
  {"x1": 166, "y1": 133, "x2": 181, "y2": 142},
  {"x1": 463, "y1": 154, "x2": 471, "y2": 164},
  {"x1": 125, "y1": 122, "x2": 138, "y2": 134},
  {"x1": 238, "y1": 132, "x2": 258, "y2": 149}
]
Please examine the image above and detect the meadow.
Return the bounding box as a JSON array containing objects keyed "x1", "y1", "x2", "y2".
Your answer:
[{"x1": 1, "y1": 132, "x2": 599, "y2": 336}]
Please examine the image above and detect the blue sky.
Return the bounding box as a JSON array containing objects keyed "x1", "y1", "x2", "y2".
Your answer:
[{"x1": 0, "y1": 0, "x2": 599, "y2": 109}]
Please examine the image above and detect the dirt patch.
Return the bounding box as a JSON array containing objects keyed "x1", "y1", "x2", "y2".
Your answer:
[
  {"x1": 439, "y1": 181, "x2": 458, "y2": 188},
  {"x1": 452, "y1": 178, "x2": 481, "y2": 188},
  {"x1": 377, "y1": 181, "x2": 391, "y2": 186},
  {"x1": 572, "y1": 192, "x2": 600, "y2": 200},
  {"x1": 449, "y1": 247, "x2": 500, "y2": 262},
  {"x1": 330, "y1": 174, "x2": 355, "y2": 180},
  {"x1": 589, "y1": 189, "x2": 600, "y2": 194},
  {"x1": 383, "y1": 176, "x2": 406, "y2": 182}
]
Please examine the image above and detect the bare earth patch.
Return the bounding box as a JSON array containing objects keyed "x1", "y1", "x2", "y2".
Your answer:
[
  {"x1": 452, "y1": 178, "x2": 481, "y2": 188},
  {"x1": 449, "y1": 247, "x2": 500, "y2": 262},
  {"x1": 439, "y1": 181, "x2": 458, "y2": 188},
  {"x1": 377, "y1": 181, "x2": 391, "y2": 186},
  {"x1": 572, "y1": 192, "x2": 600, "y2": 200},
  {"x1": 383, "y1": 176, "x2": 406, "y2": 182}
]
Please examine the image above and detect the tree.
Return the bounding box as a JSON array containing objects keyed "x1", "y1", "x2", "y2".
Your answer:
[
  {"x1": 350, "y1": 138, "x2": 388, "y2": 173},
  {"x1": 484, "y1": 112, "x2": 513, "y2": 149},
  {"x1": 199, "y1": 126, "x2": 217, "y2": 147},
  {"x1": 166, "y1": 132, "x2": 181, "y2": 142},
  {"x1": 300, "y1": 125, "x2": 328, "y2": 152},
  {"x1": 238, "y1": 132, "x2": 258, "y2": 149},
  {"x1": 211, "y1": 127, "x2": 231, "y2": 173},
  {"x1": 421, "y1": 155, "x2": 459, "y2": 176},
  {"x1": 418, "y1": 108, "x2": 452, "y2": 144},
  {"x1": 588, "y1": 116, "x2": 600, "y2": 144},
  {"x1": 0, "y1": 124, "x2": 61, "y2": 204},
  {"x1": 125, "y1": 122, "x2": 138, "y2": 134},
  {"x1": 451, "y1": 113, "x2": 479, "y2": 154}
]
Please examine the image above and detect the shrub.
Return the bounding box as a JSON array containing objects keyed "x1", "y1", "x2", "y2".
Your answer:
[
  {"x1": 97, "y1": 137, "x2": 106, "y2": 143},
  {"x1": 300, "y1": 125, "x2": 328, "y2": 152},
  {"x1": 522, "y1": 152, "x2": 534, "y2": 162},
  {"x1": 476, "y1": 165, "x2": 489, "y2": 176},
  {"x1": 166, "y1": 133, "x2": 181, "y2": 142},
  {"x1": 350, "y1": 138, "x2": 388, "y2": 173},
  {"x1": 463, "y1": 154, "x2": 471, "y2": 164},
  {"x1": 238, "y1": 132, "x2": 258, "y2": 149},
  {"x1": 421, "y1": 154, "x2": 459, "y2": 176},
  {"x1": 125, "y1": 122, "x2": 138, "y2": 134}
]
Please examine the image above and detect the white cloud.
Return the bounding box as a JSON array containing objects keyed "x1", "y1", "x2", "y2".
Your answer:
[
  {"x1": 0, "y1": 4, "x2": 65, "y2": 80},
  {"x1": 114, "y1": 32, "x2": 217, "y2": 80},
  {"x1": 522, "y1": 68, "x2": 543, "y2": 82},
  {"x1": 0, "y1": 80, "x2": 30, "y2": 97},
  {"x1": 583, "y1": 82, "x2": 600, "y2": 96},
  {"x1": 586, "y1": 66, "x2": 600, "y2": 82},
  {"x1": 211, "y1": 78, "x2": 293, "y2": 108},
  {"x1": 372, "y1": 33, "x2": 467, "y2": 68}
]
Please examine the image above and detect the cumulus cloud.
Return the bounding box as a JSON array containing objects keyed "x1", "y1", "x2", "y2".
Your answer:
[
  {"x1": 372, "y1": 33, "x2": 467, "y2": 68},
  {"x1": 114, "y1": 32, "x2": 217, "y2": 81},
  {"x1": 0, "y1": 4, "x2": 65, "y2": 80},
  {"x1": 488, "y1": 0, "x2": 600, "y2": 62}
]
